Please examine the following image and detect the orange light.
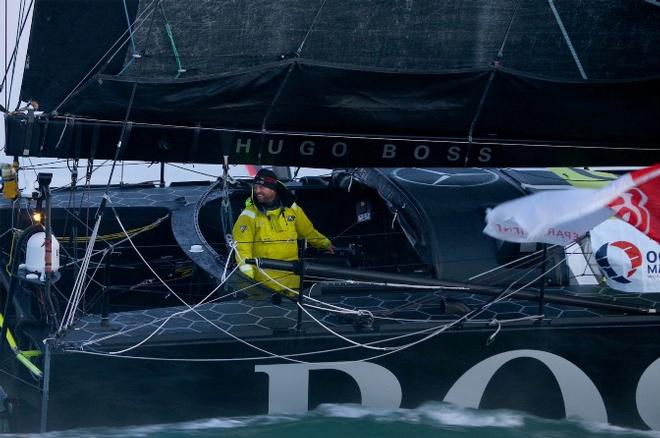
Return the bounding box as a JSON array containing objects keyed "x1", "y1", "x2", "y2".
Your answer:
[{"x1": 33, "y1": 212, "x2": 42, "y2": 222}]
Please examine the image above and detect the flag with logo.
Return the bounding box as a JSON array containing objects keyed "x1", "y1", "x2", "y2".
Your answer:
[
  {"x1": 590, "y1": 219, "x2": 659, "y2": 293},
  {"x1": 483, "y1": 164, "x2": 660, "y2": 246}
]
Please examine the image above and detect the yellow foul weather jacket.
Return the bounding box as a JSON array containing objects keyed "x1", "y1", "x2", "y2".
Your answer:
[{"x1": 232, "y1": 201, "x2": 332, "y2": 292}]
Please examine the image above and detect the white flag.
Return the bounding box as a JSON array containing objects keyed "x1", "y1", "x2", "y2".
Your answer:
[
  {"x1": 590, "y1": 219, "x2": 660, "y2": 293},
  {"x1": 483, "y1": 164, "x2": 660, "y2": 246}
]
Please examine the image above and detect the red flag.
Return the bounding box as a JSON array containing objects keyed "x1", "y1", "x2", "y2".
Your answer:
[
  {"x1": 245, "y1": 165, "x2": 259, "y2": 177},
  {"x1": 484, "y1": 164, "x2": 660, "y2": 245},
  {"x1": 609, "y1": 164, "x2": 660, "y2": 242}
]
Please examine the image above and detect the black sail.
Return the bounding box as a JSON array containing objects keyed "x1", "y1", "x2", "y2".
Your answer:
[{"x1": 6, "y1": 0, "x2": 660, "y2": 166}]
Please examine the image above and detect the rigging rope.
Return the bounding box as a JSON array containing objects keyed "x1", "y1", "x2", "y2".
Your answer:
[
  {"x1": 59, "y1": 66, "x2": 139, "y2": 330},
  {"x1": 59, "y1": 205, "x2": 103, "y2": 331},
  {"x1": 295, "y1": 0, "x2": 328, "y2": 56},
  {"x1": 52, "y1": 0, "x2": 158, "y2": 113},
  {"x1": 167, "y1": 163, "x2": 220, "y2": 179},
  {"x1": 249, "y1": 254, "x2": 565, "y2": 355},
  {"x1": 122, "y1": 0, "x2": 138, "y2": 57},
  {"x1": 91, "y1": 207, "x2": 311, "y2": 363},
  {"x1": 465, "y1": 0, "x2": 521, "y2": 163},
  {"x1": 80, "y1": 273, "x2": 272, "y2": 347},
  {"x1": 159, "y1": 1, "x2": 186, "y2": 78},
  {"x1": 0, "y1": 0, "x2": 33, "y2": 110},
  {"x1": 99, "y1": 261, "x2": 237, "y2": 356},
  {"x1": 55, "y1": 115, "x2": 660, "y2": 152},
  {"x1": 58, "y1": 216, "x2": 164, "y2": 242},
  {"x1": 64, "y1": 231, "x2": 559, "y2": 361},
  {"x1": 220, "y1": 157, "x2": 235, "y2": 263},
  {"x1": 3, "y1": 0, "x2": 7, "y2": 111},
  {"x1": 467, "y1": 244, "x2": 559, "y2": 282},
  {"x1": 547, "y1": 0, "x2": 587, "y2": 80},
  {"x1": 6, "y1": 0, "x2": 28, "y2": 111},
  {"x1": 70, "y1": 257, "x2": 566, "y2": 364}
]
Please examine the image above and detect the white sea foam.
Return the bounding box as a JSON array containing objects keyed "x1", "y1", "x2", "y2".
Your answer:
[
  {"x1": 316, "y1": 403, "x2": 397, "y2": 418},
  {"x1": 165, "y1": 417, "x2": 246, "y2": 430},
  {"x1": 314, "y1": 401, "x2": 523, "y2": 428},
  {"x1": 14, "y1": 403, "x2": 660, "y2": 437},
  {"x1": 579, "y1": 419, "x2": 660, "y2": 437},
  {"x1": 418, "y1": 403, "x2": 524, "y2": 428}
]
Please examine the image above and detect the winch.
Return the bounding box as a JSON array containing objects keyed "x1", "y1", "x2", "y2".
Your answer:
[{"x1": 23, "y1": 232, "x2": 60, "y2": 280}]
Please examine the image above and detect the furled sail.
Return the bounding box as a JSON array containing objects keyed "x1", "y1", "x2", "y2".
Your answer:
[{"x1": 5, "y1": 0, "x2": 660, "y2": 166}]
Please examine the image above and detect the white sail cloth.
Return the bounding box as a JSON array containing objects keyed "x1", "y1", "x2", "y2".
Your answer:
[{"x1": 483, "y1": 164, "x2": 660, "y2": 246}]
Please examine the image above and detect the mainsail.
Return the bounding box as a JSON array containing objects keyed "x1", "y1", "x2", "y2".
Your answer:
[{"x1": 4, "y1": 0, "x2": 660, "y2": 166}]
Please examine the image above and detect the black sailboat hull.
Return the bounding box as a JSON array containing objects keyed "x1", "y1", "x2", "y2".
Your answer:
[
  {"x1": 4, "y1": 316, "x2": 656, "y2": 431},
  {"x1": 1, "y1": 168, "x2": 659, "y2": 432}
]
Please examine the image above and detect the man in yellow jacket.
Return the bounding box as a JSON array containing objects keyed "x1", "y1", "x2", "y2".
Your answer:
[{"x1": 232, "y1": 169, "x2": 334, "y2": 294}]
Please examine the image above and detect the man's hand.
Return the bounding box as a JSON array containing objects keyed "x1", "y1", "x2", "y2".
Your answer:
[{"x1": 325, "y1": 244, "x2": 336, "y2": 255}]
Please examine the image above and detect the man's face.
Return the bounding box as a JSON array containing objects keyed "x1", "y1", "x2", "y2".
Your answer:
[{"x1": 253, "y1": 184, "x2": 278, "y2": 203}]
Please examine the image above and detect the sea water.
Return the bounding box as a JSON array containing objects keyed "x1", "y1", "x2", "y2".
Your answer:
[{"x1": 7, "y1": 403, "x2": 659, "y2": 438}]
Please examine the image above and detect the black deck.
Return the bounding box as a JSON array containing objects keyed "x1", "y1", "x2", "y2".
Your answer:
[{"x1": 57, "y1": 285, "x2": 660, "y2": 353}]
